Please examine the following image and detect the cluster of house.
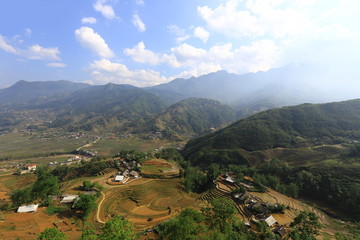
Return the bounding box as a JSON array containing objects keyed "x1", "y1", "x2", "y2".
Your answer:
[
  {"x1": 17, "y1": 192, "x2": 84, "y2": 213},
  {"x1": 18, "y1": 163, "x2": 37, "y2": 174},
  {"x1": 16, "y1": 194, "x2": 80, "y2": 213},
  {"x1": 112, "y1": 159, "x2": 141, "y2": 183},
  {"x1": 113, "y1": 169, "x2": 141, "y2": 183},
  {"x1": 225, "y1": 175, "x2": 289, "y2": 239}
]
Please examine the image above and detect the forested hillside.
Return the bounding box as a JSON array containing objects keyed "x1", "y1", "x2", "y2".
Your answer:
[
  {"x1": 136, "y1": 98, "x2": 235, "y2": 139},
  {"x1": 183, "y1": 99, "x2": 360, "y2": 164}
]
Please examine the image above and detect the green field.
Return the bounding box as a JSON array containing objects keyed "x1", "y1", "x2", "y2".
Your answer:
[
  {"x1": 0, "y1": 132, "x2": 92, "y2": 159},
  {"x1": 82, "y1": 137, "x2": 177, "y2": 156}
]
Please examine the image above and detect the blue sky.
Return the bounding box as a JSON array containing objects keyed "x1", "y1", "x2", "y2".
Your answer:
[{"x1": 0, "y1": 0, "x2": 359, "y2": 88}]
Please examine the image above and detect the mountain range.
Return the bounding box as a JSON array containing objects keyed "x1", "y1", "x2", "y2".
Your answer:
[{"x1": 0, "y1": 65, "x2": 357, "y2": 139}]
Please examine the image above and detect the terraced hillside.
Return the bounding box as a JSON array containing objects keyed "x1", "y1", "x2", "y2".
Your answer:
[
  {"x1": 141, "y1": 159, "x2": 180, "y2": 178},
  {"x1": 196, "y1": 178, "x2": 346, "y2": 238},
  {"x1": 100, "y1": 179, "x2": 200, "y2": 230}
]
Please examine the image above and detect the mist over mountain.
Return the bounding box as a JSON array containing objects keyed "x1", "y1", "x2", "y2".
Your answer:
[
  {"x1": 0, "y1": 80, "x2": 90, "y2": 105},
  {"x1": 146, "y1": 64, "x2": 356, "y2": 118},
  {"x1": 1, "y1": 65, "x2": 360, "y2": 137}
]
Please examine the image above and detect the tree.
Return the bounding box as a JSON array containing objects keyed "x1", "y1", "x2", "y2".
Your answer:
[
  {"x1": 80, "y1": 224, "x2": 98, "y2": 240},
  {"x1": 202, "y1": 198, "x2": 236, "y2": 232},
  {"x1": 83, "y1": 181, "x2": 94, "y2": 191},
  {"x1": 74, "y1": 194, "x2": 97, "y2": 219},
  {"x1": 290, "y1": 211, "x2": 322, "y2": 240},
  {"x1": 157, "y1": 208, "x2": 206, "y2": 240},
  {"x1": 286, "y1": 182, "x2": 299, "y2": 198},
  {"x1": 31, "y1": 169, "x2": 60, "y2": 200},
  {"x1": 99, "y1": 215, "x2": 136, "y2": 240},
  {"x1": 11, "y1": 187, "x2": 32, "y2": 206},
  {"x1": 38, "y1": 227, "x2": 67, "y2": 240}
]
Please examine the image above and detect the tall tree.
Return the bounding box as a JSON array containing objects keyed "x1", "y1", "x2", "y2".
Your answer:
[
  {"x1": 73, "y1": 194, "x2": 97, "y2": 219},
  {"x1": 202, "y1": 198, "x2": 236, "y2": 232},
  {"x1": 99, "y1": 215, "x2": 136, "y2": 240},
  {"x1": 290, "y1": 211, "x2": 322, "y2": 240},
  {"x1": 38, "y1": 227, "x2": 67, "y2": 240}
]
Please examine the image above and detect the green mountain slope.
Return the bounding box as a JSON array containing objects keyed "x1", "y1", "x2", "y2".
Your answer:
[
  {"x1": 137, "y1": 98, "x2": 235, "y2": 139},
  {"x1": 183, "y1": 99, "x2": 360, "y2": 165},
  {"x1": 44, "y1": 83, "x2": 166, "y2": 131},
  {"x1": 0, "y1": 80, "x2": 89, "y2": 104}
]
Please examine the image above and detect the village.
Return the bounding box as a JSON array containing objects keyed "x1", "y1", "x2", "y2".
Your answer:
[{"x1": 199, "y1": 173, "x2": 290, "y2": 239}]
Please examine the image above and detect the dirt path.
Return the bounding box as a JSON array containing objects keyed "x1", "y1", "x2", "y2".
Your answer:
[
  {"x1": 96, "y1": 191, "x2": 106, "y2": 224},
  {"x1": 77, "y1": 136, "x2": 101, "y2": 151}
]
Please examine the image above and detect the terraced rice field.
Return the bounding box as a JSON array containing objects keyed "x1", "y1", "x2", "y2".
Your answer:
[
  {"x1": 251, "y1": 188, "x2": 330, "y2": 226},
  {"x1": 100, "y1": 178, "x2": 200, "y2": 230},
  {"x1": 141, "y1": 159, "x2": 180, "y2": 178}
]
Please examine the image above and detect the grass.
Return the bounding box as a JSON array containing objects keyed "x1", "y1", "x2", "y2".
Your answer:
[
  {"x1": 0, "y1": 174, "x2": 36, "y2": 191},
  {"x1": 45, "y1": 206, "x2": 67, "y2": 215},
  {"x1": 82, "y1": 137, "x2": 175, "y2": 156},
  {"x1": 0, "y1": 132, "x2": 91, "y2": 159}
]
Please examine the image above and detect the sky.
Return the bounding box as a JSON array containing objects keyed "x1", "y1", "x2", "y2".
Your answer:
[{"x1": 0, "y1": 0, "x2": 359, "y2": 88}]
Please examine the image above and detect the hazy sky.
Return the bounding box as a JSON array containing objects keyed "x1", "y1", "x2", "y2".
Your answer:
[{"x1": 0, "y1": 0, "x2": 359, "y2": 88}]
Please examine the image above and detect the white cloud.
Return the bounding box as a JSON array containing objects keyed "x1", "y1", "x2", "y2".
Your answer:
[
  {"x1": 171, "y1": 43, "x2": 206, "y2": 63},
  {"x1": 89, "y1": 58, "x2": 168, "y2": 87},
  {"x1": 197, "y1": 0, "x2": 314, "y2": 39},
  {"x1": 27, "y1": 44, "x2": 61, "y2": 60},
  {"x1": 24, "y1": 28, "x2": 32, "y2": 37},
  {"x1": 93, "y1": 0, "x2": 116, "y2": 20},
  {"x1": 132, "y1": 14, "x2": 146, "y2": 32},
  {"x1": 124, "y1": 41, "x2": 180, "y2": 67},
  {"x1": 0, "y1": 35, "x2": 17, "y2": 54},
  {"x1": 167, "y1": 24, "x2": 190, "y2": 43},
  {"x1": 75, "y1": 26, "x2": 114, "y2": 58},
  {"x1": 135, "y1": 0, "x2": 144, "y2": 6},
  {"x1": 193, "y1": 27, "x2": 210, "y2": 43},
  {"x1": 46, "y1": 62, "x2": 66, "y2": 68},
  {"x1": 124, "y1": 41, "x2": 160, "y2": 65},
  {"x1": 81, "y1": 17, "x2": 97, "y2": 24},
  {"x1": 123, "y1": 39, "x2": 279, "y2": 75}
]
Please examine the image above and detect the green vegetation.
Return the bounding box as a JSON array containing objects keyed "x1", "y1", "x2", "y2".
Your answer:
[
  {"x1": 11, "y1": 168, "x2": 60, "y2": 206},
  {"x1": 157, "y1": 208, "x2": 206, "y2": 240},
  {"x1": 0, "y1": 132, "x2": 88, "y2": 160},
  {"x1": 51, "y1": 158, "x2": 108, "y2": 181},
  {"x1": 81, "y1": 216, "x2": 136, "y2": 240},
  {"x1": 157, "y1": 199, "x2": 257, "y2": 239},
  {"x1": 73, "y1": 194, "x2": 98, "y2": 219},
  {"x1": 289, "y1": 211, "x2": 322, "y2": 240},
  {"x1": 138, "y1": 98, "x2": 235, "y2": 139},
  {"x1": 37, "y1": 227, "x2": 67, "y2": 240},
  {"x1": 181, "y1": 99, "x2": 360, "y2": 220},
  {"x1": 183, "y1": 99, "x2": 360, "y2": 164},
  {"x1": 45, "y1": 206, "x2": 67, "y2": 215}
]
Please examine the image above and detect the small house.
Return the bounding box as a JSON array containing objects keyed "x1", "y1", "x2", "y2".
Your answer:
[
  {"x1": 225, "y1": 176, "x2": 236, "y2": 184},
  {"x1": 17, "y1": 204, "x2": 39, "y2": 213},
  {"x1": 24, "y1": 164, "x2": 37, "y2": 171},
  {"x1": 60, "y1": 195, "x2": 79, "y2": 204},
  {"x1": 114, "y1": 175, "x2": 124, "y2": 182},
  {"x1": 130, "y1": 170, "x2": 140, "y2": 178},
  {"x1": 273, "y1": 226, "x2": 288, "y2": 239},
  {"x1": 262, "y1": 215, "x2": 277, "y2": 227},
  {"x1": 123, "y1": 169, "x2": 130, "y2": 177}
]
